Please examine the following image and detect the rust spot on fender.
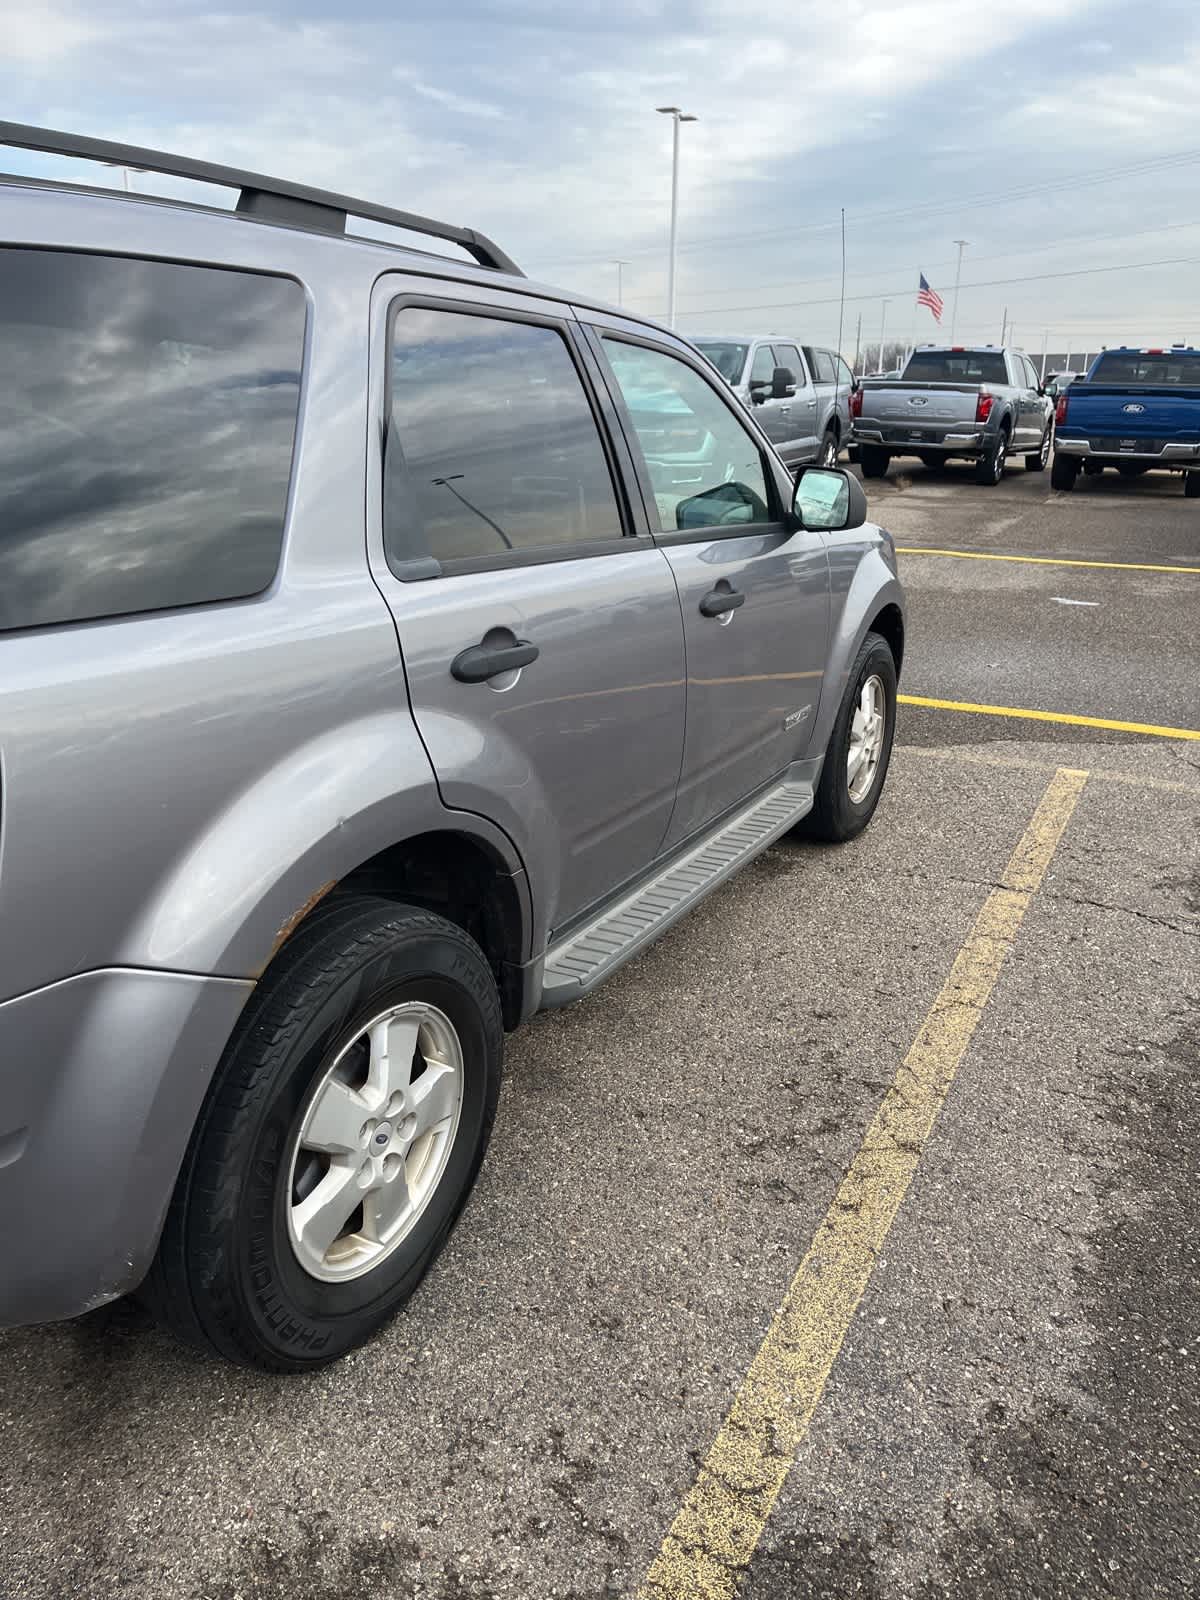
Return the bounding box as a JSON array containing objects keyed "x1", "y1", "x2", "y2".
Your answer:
[{"x1": 262, "y1": 879, "x2": 337, "y2": 971}]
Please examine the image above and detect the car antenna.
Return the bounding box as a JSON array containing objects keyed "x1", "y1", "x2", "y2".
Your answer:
[{"x1": 834, "y1": 206, "x2": 847, "y2": 450}]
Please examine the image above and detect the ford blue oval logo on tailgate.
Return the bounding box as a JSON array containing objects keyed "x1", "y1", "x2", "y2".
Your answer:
[
  {"x1": 1122, "y1": 403, "x2": 1146, "y2": 414},
  {"x1": 909, "y1": 396, "x2": 927, "y2": 406}
]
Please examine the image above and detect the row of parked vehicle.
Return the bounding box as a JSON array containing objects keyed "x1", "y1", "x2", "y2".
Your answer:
[{"x1": 693, "y1": 333, "x2": 1200, "y2": 497}]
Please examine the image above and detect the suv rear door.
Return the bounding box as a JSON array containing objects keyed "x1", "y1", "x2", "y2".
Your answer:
[
  {"x1": 588, "y1": 324, "x2": 830, "y2": 847},
  {"x1": 369, "y1": 278, "x2": 686, "y2": 936}
]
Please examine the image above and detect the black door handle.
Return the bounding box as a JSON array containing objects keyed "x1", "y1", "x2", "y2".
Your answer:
[
  {"x1": 451, "y1": 639, "x2": 539, "y2": 683},
  {"x1": 699, "y1": 587, "x2": 745, "y2": 619}
]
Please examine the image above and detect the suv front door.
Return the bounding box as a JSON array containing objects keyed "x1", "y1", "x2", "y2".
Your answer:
[
  {"x1": 591, "y1": 327, "x2": 830, "y2": 848},
  {"x1": 370, "y1": 281, "x2": 686, "y2": 936}
]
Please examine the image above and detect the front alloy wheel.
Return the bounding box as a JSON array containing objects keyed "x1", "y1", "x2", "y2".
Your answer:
[
  {"x1": 802, "y1": 630, "x2": 897, "y2": 842},
  {"x1": 847, "y1": 674, "x2": 887, "y2": 803},
  {"x1": 287, "y1": 1000, "x2": 465, "y2": 1282}
]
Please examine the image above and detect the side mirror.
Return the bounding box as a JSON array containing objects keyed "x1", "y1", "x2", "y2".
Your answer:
[
  {"x1": 771, "y1": 366, "x2": 796, "y2": 399},
  {"x1": 748, "y1": 380, "x2": 769, "y2": 404},
  {"x1": 850, "y1": 377, "x2": 860, "y2": 393},
  {"x1": 792, "y1": 466, "x2": 867, "y2": 532}
]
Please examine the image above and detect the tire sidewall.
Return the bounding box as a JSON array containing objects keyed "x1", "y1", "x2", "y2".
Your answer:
[
  {"x1": 193, "y1": 919, "x2": 500, "y2": 1367},
  {"x1": 820, "y1": 635, "x2": 897, "y2": 838}
]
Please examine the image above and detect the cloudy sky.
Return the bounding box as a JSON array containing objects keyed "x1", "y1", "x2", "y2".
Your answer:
[{"x1": 5, "y1": 0, "x2": 1200, "y2": 363}]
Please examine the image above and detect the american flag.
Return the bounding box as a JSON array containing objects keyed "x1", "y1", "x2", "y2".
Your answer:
[{"x1": 917, "y1": 273, "x2": 944, "y2": 324}]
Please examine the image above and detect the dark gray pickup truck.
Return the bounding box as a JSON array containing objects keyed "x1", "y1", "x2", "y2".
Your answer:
[{"x1": 851, "y1": 345, "x2": 1053, "y2": 485}]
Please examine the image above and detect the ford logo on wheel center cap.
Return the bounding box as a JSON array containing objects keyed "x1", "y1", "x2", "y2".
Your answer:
[{"x1": 1122, "y1": 403, "x2": 1146, "y2": 414}]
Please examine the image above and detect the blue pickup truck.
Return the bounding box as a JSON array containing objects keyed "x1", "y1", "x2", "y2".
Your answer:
[{"x1": 1051, "y1": 347, "x2": 1200, "y2": 495}]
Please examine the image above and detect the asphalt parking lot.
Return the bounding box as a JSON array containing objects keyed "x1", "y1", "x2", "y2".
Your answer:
[{"x1": 2, "y1": 460, "x2": 1198, "y2": 1600}]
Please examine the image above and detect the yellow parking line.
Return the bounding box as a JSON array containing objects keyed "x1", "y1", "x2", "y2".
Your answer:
[
  {"x1": 896, "y1": 546, "x2": 1200, "y2": 575},
  {"x1": 637, "y1": 768, "x2": 1089, "y2": 1600},
  {"x1": 899, "y1": 694, "x2": 1200, "y2": 741}
]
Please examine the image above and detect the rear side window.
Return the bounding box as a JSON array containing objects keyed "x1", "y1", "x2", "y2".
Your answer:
[
  {"x1": 813, "y1": 350, "x2": 838, "y2": 383},
  {"x1": 384, "y1": 307, "x2": 622, "y2": 569},
  {"x1": 0, "y1": 249, "x2": 304, "y2": 633}
]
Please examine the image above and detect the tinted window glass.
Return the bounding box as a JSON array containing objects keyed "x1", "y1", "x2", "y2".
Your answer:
[
  {"x1": 694, "y1": 341, "x2": 748, "y2": 383},
  {"x1": 601, "y1": 339, "x2": 773, "y2": 532},
  {"x1": 385, "y1": 308, "x2": 621, "y2": 567},
  {"x1": 902, "y1": 350, "x2": 1008, "y2": 384},
  {"x1": 750, "y1": 345, "x2": 777, "y2": 386},
  {"x1": 0, "y1": 249, "x2": 304, "y2": 632},
  {"x1": 777, "y1": 345, "x2": 808, "y2": 386},
  {"x1": 814, "y1": 350, "x2": 838, "y2": 383},
  {"x1": 1091, "y1": 352, "x2": 1200, "y2": 385}
]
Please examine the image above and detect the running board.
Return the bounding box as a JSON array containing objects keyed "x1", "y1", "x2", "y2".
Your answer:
[{"x1": 538, "y1": 774, "x2": 815, "y2": 1009}]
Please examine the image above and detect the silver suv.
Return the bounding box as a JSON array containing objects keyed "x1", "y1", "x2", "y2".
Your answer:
[{"x1": 0, "y1": 123, "x2": 905, "y2": 1370}]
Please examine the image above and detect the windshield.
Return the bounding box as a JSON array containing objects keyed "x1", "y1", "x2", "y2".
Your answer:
[
  {"x1": 694, "y1": 342, "x2": 749, "y2": 383},
  {"x1": 902, "y1": 351, "x2": 1008, "y2": 385},
  {"x1": 1090, "y1": 352, "x2": 1200, "y2": 386}
]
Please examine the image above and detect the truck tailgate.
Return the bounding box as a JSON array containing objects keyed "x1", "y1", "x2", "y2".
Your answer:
[
  {"x1": 859, "y1": 382, "x2": 980, "y2": 425},
  {"x1": 1061, "y1": 385, "x2": 1200, "y2": 445}
]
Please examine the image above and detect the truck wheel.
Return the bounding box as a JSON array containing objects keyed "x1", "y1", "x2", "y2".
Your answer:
[
  {"x1": 1185, "y1": 472, "x2": 1200, "y2": 498},
  {"x1": 1050, "y1": 453, "x2": 1078, "y2": 492},
  {"x1": 974, "y1": 427, "x2": 1008, "y2": 486},
  {"x1": 1025, "y1": 427, "x2": 1052, "y2": 472},
  {"x1": 145, "y1": 896, "x2": 503, "y2": 1371},
  {"x1": 801, "y1": 631, "x2": 897, "y2": 843},
  {"x1": 859, "y1": 447, "x2": 890, "y2": 479},
  {"x1": 819, "y1": 427, "x2": 840, "y2": 468}
]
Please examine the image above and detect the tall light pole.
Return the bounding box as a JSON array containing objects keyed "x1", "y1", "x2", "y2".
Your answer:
[
  {"x1": 656, "y1": 106, "x2": 697, "y2": 327},
  {"x1": 950, "y1": 239, "x2": 968, "y2": 342},
  {"x1": 879, "y1": 298, "x2": 891, "y2": 371},
  {"x1": 612, "y1": 259, "x2": 630, "y2": 307}
]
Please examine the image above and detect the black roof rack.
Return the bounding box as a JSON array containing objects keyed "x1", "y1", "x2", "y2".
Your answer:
[{"x1": 0, "y1": 121, "x2": 523, "y2": 277}]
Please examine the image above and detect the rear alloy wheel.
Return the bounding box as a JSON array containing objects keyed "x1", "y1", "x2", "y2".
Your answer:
[
  {"x1": 859, "y1": 446, "x2": 890, "y2": 480},
  {"x1": 1050, "y1": 452, "x2": 1078, "y2": 492},
  {"x1": 1026, "y1": 427, "x2": 1052, "y2": 472},
  {"x1": 819, "y1": 428, "x2": 840, "y2": 468},
  {"x1": 145, "y1": 896, "x2": 503, "y2": 1371},
  {"x1": 975, "y1": 428, "x2": 1008, "y2": 486},
  {"x1": 1185, "y1": 472, "x2": 1200, "y2": 499},
  {"x1": 801, "y1": 630, "x2": 897, "y2": 843}
]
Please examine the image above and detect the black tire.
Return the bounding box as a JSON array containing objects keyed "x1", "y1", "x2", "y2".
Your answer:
[
  {"x1": 1050, "y1": 452, "x2": 1078, "y2": 492},
  {"x1": 801, "y1": 631, "x2": 897, "y2": 843},
  {"x1": 819, "y1": 427, "x2": 840, "y2": 468},
  {"x1": 859, "y1": 446, "x2": 890, "y2": 479},
  {"x1": 1025, "y1": 427, "x2": 1052, "y2": 472},
  {"x1": 1185, "y1": 472, "x2": 1200, "y2": 498},
  {"x1": 975, "y1": 426, "x2": 1009, "y2": 486},
  {"x1": 1118, "y1": 463, "x2": 1149, "y2": 479},
  {"x1": 144, "y1": 896, "x2": 503, "y2": 1371}
]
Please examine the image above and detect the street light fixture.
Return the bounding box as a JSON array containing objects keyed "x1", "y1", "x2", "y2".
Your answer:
[{"x1": 656, "y1": 106, "x2": 697, "y2": 328}]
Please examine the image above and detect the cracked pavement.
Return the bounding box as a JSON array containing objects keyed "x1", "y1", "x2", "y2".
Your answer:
[{"x1": 0, "y1": 464, "x2": 1197, "y2": 1599}]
